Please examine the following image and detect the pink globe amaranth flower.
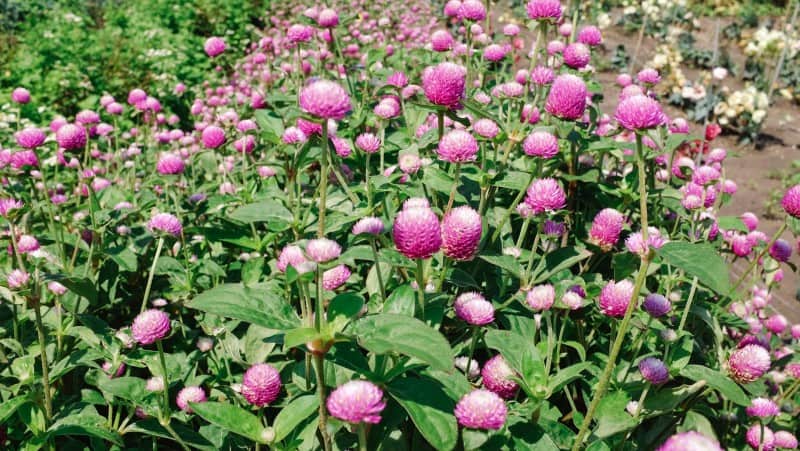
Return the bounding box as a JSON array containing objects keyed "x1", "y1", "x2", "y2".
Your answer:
[
  {"x1": 299, "y1": 80, "x2": 352, "y2": 120},
  {"x1": 730, "y1": 234, "x2": 754, "y2": 257},
  {"x1": 774, "y1": 431, "x2": 798, "y2": 449},
  {"x1": 522, "y1": 131, "x2": 559, "y2": 158},
  {"x1": 460, "y1": 0, "x2": 486, "y2": 20},
  {"x1": 578, "y1": 26, "x2": 603, "y2": 46},
  {"x1": 48, "y1": 281, "x2": 67, "y2": 296},
  {"x1": 146, "y1": 376, "x2": 164, "y2": 392},
  {"x1": 670, "y1": 117, "x2": 690, "y2": 134},
  {"x1": 201, "y1": 125, "x2": 226, "y2": 149},
  {"x1": 657, "y1": 431, "x2": 723, "y2": 451},
  {"x1": 504, "y1": 23, "x2": 521, "y2": 36},
  {"x1": 56, "y1": 123, "x2": 87, "y2": 150},
  {"x1": 17, "y1": 235, "x2": 40, "y2": 254},
  {"x1": 525, "y1": 178, "x2": 566, "y2": 215},
  {"x1": 741, "y1": 212, "x2": 759, "y2": 231},
  {"x1": 482, "y1": 354, "x2": 519, "y2": 399},
  {"x1": 637, "y1": 68, "x2": 661, "y2": 85},
  {"x1": 454, "y1": 292, "x2": 494, "y2": 325},
  {"x1": 355, "y1": 133, "x2": 381, "y2": 154},
  {"x1": 15, "y1": 128, "x2": 46, "y2": 149},
  {"x1": 131, "y1": 309, "x2": 171, "y2": 345},
  {"x1": 746, "y1": 397, "x2": 780, "y2": 418},
  {"x1": 431, "y1": 30, "x2": 455, "y2": 52},
  {"x1": 287, "y1": 24, "x2": 313, "y2": 44},
  {"x1": 10, "y1": 150, "x2": 38, "y2": 169},
  {"x1": 562, "y1": 291, "x2": 584, "y2": 310},
  {"x1": 546, "y1": 74, "x2": 587, "y2": 120},
  {"x1": 526, "y1": 284, "x2": 555, "y2": 311},
  {"x1": 531, "y1": 66, "x2": 555, "y2": 86},
  {"x1": 0, "y1": 198, "x2": 24, "y2": 217},
  {"x1": 404, "y1": 197, "x2": 431, "y2": 210},
  {"x1": 563, "y1": 43, "x2": 591, "y2": 69},
  {"x1": 422, "y1": 62, "x2": 467, "y2": 110},
  {"x1": 277, "y1": 245, "x2": 307, "y2": 272},
  {"x1": 128, "y1": 88, "x2": 147, "y2": 105},
  {"x1": 176, "y1": 386, "x2": 207, "y2": 413},
  {"x1": 156, "y1": 154, "x2": 185, "y2": 175},
  {"x1": 599, "y1": 279, "x2": 635, "y2": 318},
  {"x1": 589, "y1": 208, "x2": 625, "y2": 251},
  {"x1": 352, "y1": 217, "x2": 385, "y2": 236},
  {"x1": 443, "y1": 0, "x2": 462, "y2": 17},
  {"x1": 306, "y1": 238, "x2": 341, "y2": 263},
  {"x1": 399, "y1": 154, "x2": 422, "y2": 175},
  {"x1": 323, "y1": 265, "x2": 351, "y2": 290},
  {"x1": 692, "y1": 165, "x2": 721, "y2": 186},
  {"x1": 473, "y1": 118, "x2": 499, "y2": 139},
  {"x1": 484, "y1": 44, "x2": 506, "y2": 62},
  {"x1": 746, "y1": 424, "x2": 775, "y2": 451},
  {"x1": 204, "y1": 37, "x2": 226, "y2": 57},
  {"x1": 547, "y1": 40, "x2": 565, "y2": 56},
  {"x1": 625, "y1": 227, "x2": 668, "y2": 257},
  {"x1": 643, "y1": 293, "x2": 671, "y2": 317},
  {"x1": 615, "y1": 95, "x2": 666, "y2": 131},
  {"x1": 782, "y1": 185, "x2": 800, "y2": 218},
  {"x1": 455, "y1": 389, "x2": 507, "y2": 430},
  {"x1": 766, "y1": 314, "x2": 788, "y2": 334},
  {"x1": 393, "y1": 206, "x2": 442, "y2": 260},
  {"x1": 282, "y1": 126, "x2": 308, "y2": 145},
  {"x1": 386, "y1": 71, "x2": 408, "y2": 88},
  {"x1": 317, "y1": 8, "x2": 339, "y2": 27},
  {"x1": 102, "y1": 361, "x2": 125, "y2": 377},
  {"x1": 438, "y1": 129, "x2": 478, "y2": 164},
  {"x1": 148, "y1": 213, "x2": 182, "y2": 237},
  {"x1": 75, "y1": 110, "x2": 99, "y2": 125},
  {"x1": 242, "y1": 363, "x2": 282, "y2": 407},
  {"x1": 526, "y1": 0, "x2": 562, "y2": 20},
  {"x1": 769, "y1": 239, "x2": 792, "y2": 262},
  {"x1": 331, "y1": 136, "x2": 351, "y2": 158},
  {"x1": 729, "y1": 344, "x2": 771, "y2": 383},
  {"x1": 327, "y1": 380, "x2": 386, "y2": 424},
  {"x1": 441, "y1": 206, "x2": 482, "y2": 261},
  {"x1": 11, "y1": 87, "x2": 31, "y2": 104},
  {"x1": 639, "y1": 357, "x2": 669, "y2": 385},
  {"x1": 7, "y1": 269, "x2": 30, "y2": 289}
]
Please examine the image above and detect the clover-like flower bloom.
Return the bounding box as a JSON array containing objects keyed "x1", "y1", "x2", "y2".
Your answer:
[
  {"x1": 287, "y1": 24, "x2": 314, "y2": 44},
  {"x1": 615, "y1": 95, "x2": 666, "y2": 131},
  {"x1": 386, "y1": 71, "x2": 408, "y2": 88},
  {"x1": 204, "y1": 37, "x2": 226, "y2": 57},
  {"x1": 15, "y1": 128, "x2": 46, "y2": 149},
  {"x1": 56, "y1": 123, "x2": 87, "y2": 150},
  {"x1": 657, "y1": 431, "x2": 723, "y2": 451},
  {"x1": 422, "y1": 62, "x2": 467, "y2": 110},
  {"x1": 643, "y1": 293, "x2": 671, "y2": 317},
  {"x1": 441, "y1": 206, "x2": 482, "y2": 261},
  {"x1": 524, "y1": 178, "x2": 566, "y2": 215},
  {"x1": 774, "y1": 431, "x2": 798, "y2": 449},
  {"x1": 322, "y1": 265, "x2": 351, "y2": 290},
  {"x1": 176, "y1": 386, "x2": 207, "y2": 413},
  {"x1": 7, "y1": 269, "x2": 29, "y2": 289},
  {"x1": 131, "y1": 309, "x2": 171, "y2": 345},
  {"x1": 625, "y1": 227, "x2": 668, "y2": 256},
  {"x1": 317, "y1": 8, "x2": 339, "y2": 27},
  {"x1": 352, "y1": 217, "x2": 385, "y2": 236},
  {"x1": 431, "y1": 29, "x2": 455, "y2": 52},
  {"x1": 746, "y1": 424, "x2": 775, "y2": 450},
  {"x1": 531, "y1": 66, "x2": 555, "y2": 86},
  {"x1": 277, "y1": 245, "x2": 306, "y2": 273},
  {"x1": 729, "y1": 344, "x2": 771, "y2": 384},
  {"x1": 393, "y1": 206, "x2": 442, "y2": 259},
  {"x1": 148, "y1": 213, "x2": 182, "y2": 237},
  {"x1": 299, "y1": 80, "x2": 352, "y2": 120},
  {"x1": 639, "y1": 357, "x2": 669, "y2": 385},
  {"x1": 637, "y1": 68, "x2": 661, "y2": 85},
  {"x1": 578, "y1": 26, "x2": 603, "y2": 46},
  {"x1": 327, "y1": 380, "x2": 386, "y2": 424},
  {"x1": 473, "y1": 118, "x2": 499, "y2": 139},
  {"x1": 12, "y1": 87, "x2": 31, "y2": 104},
  {"x1": 522, "y1": 131, "x2": 558, "y2": 158},
  {"x1": 746, "y1": 397, "x2": 780, "y2": 418},
  {"x1": 484, "y1": 44, "x2": 506, "y2": 62},
  {"x1": 589, "y1": 208, "x2": 625, "y2": 251},
  {"x1": 526, "y1": 0, "x2": 562, "y2": 20},
  {"x1": 455, "y1": 389, "x2": 507, "y2": 430},
  {"x1": 242, "y1": 363, "x2": 282, "y2": 407},
  {"x1": 156, "y1": 153, "x2": 185, "y2": 175},
  {"x1": 306, "y1": 238, "x2": 341, "y2": 263},
  {"x1": 599, "y1": 279, "x2": 635, "y2": 318},
  {"x1": 0, "y1": 198, "x2": 23, "y2": 218},
  {"x1": 782, "y1": 184, "x2": 800, "y2": 218},
  {"x1": 460, "y1": 0, "x2": 486, "y2": 20},
  {"x1": 438, "y1": 130, "x2": 478, "y2": 163},
  {"x1": 481, "y1": 355, "x2": 519, "y2": 399},
  {"x1": 526, "y1": 284, "x2": 555, "y2": 311},
  {"x1": 16, "y1": 235, "x2": 40, "y2": 254},
  {"x1": 563, "y1": 43, "x2": 590, "y2": 69},
  {"x1": 355, "y1": 133, "x2": 381, "y2": 154},
  {"x1": 201, "y1": 125, "x2": 225, "y2": 149},
  {"x1": 545, "y1": 74, "x2": 587, "y2": 120},
  {"x1": 454, "y1": 292, "x2": 494, "y2": 326}
]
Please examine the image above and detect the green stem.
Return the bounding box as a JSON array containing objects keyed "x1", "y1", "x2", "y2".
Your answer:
[
  {"x1": 490, "y1": 170, "x2": 536, "y2": 243},
  {"x1": 313, "y1": 354, "x2": 333, "y2": 451},
  {"x1": 318, "y1": 125, "x2": 329, "y2": 238},
  {"x1": 415, "y1": 259, "x2": 426, "y2": 318},
  {"x1": 358, "y1": 423, "x2": 369, "y2": 451},
  {"x1": 446, "y1": 164, "x2": 461, "y2": 213},
  {"x1": 365, "y1": 152, "x2": 372, "y2": 210},
  {"x1": 156, "y1": 340, "x2": 171, "y2": 416},
  {"x1": 34, "y1": 299, "x2": 53, "y2": 424},
  {"x1": 437, "y1": 110, "x2": 445, "y2": 142},
  {"x1": 141, "y1": 237, "x2": 165, "y2": 313},
  {"x1": 370, "y1": 239, "x2": 387, "y2": 303},
  {"x1": 465, "y1": 326, "x2": 480, "y2": 380}
]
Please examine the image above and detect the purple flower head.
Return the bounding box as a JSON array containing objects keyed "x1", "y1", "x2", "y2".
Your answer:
[
  {"x1": 0, "y1": 198, "x2": 24, "y2": 217},
  {"x1": 131, "y1": 309, "x2": 171, "y2": 345},
  {"x1": 746, "y1": 424, "x2": 775, "y2": 450},
  {"x1": 774, "y1": 431, "x2": 798, "y2": 449},
  {"x1": 353, "y1": 217, "x2": 385, "y2": 236},
  {"x1": 56, "y1": 123, "x2": 87, "y2": 150},
  {"x1": 277, "y1": 245, "x2": 307, "y2": 272},
  {"x1": 7, "y1": 269, "x2": 29, "y2": 289},
  {"x1": 639, "y1": 357, "x2": 669, "y2": 385},
  {"x1": 442, "y1": 206, "x2": 482, "y2": 261},
  {"x1": 782, "y1": 185, "x2": 800, "y2": 218},
  {"x1": 546, "y1": 74, "x2": 587, "y2": 120},
  {"x1": 176, "y1": 386, "x2": 207, "y2": 413},
  {"x1": 287, "y1": 24, "x2": 314, "y2": 44},
  {"x1": 745, "y1": 397, "x2": 780, "y2": 418},
  {"x1": 524, "y1": 178, "x2": 566, "y2": 215},
  {"x1": 306, "y1": 238, "x2": 341, "y2": 263},
  {"x1": 157, "y1": 153, "x2": 185, "y2": 175},
  {"x1": 327, "y1": 380, "x2": 386, "y2": 424},
  {"x1": 522, "y1": 131, "x2": 559, "y2": 158},
  {"x1": 589, "y1": 208, "x2": 625, "y2": 251},
  {"x1": 455, "y1": 389, "x2": 507, "y2": 430},
  {"x1": 355, "y1": 133, "x2": 381, "y2": 154},
  {"x1": 526, "y1": 284, "x2": 555, "y2": 311},
  {"x1": 473, "y1": 118, "x2": 499, "y2": 139},
  {"x1": 454, "y1": 292, "x2": 494, "y2": 325},
  {"x1": 563, "y1": 43, "x2": 591, "y2": 69},
  {"x1": 438, "y1": 130, "x2": 478, "y2": 163},
  {"x1": 422, "y1": 62, "x2": 467, "y2": 110},
  {"x1": 657, "y1": 431, "x2": 723, "y2": 451},
  {"x1": 317, "y1": 8, "x2": 339, "y2": 28},
  {"x1": 526, "y1": 0, "x2": 562, "y2": 21},
  {"x1": 637, "y1": 68, "x2": 661, "y2": 85},
  {"x1": 15, "y1": 128, "x2": 46, "y2": 149},
  {"x1": 299, "y1": 80, "x2": 352, "y2": 120},
  {"x1": 204, "y1": 37, "x2": 226, "y2": 57},
  {"x1": 242, "y1": 363, "x2": 282, "y2": 407},
  {"x1": 148, "y1": 213, "x2": 182, "y2": 237},
  {"x1": 12, "y1": 87, "x2": 31, "y2": 104},
  {"x1": 643, "y1": 293, "x2": 671, "y2": 317},
  {"x1": 769, "y1": 239, "x2": 792, "y2": 263},
  {"x1": 615, "y1": 95, "x2": 666, "y2": 131},
  {"x1": 322, "y1": 265, "x2": 351, "y2": 290},
  {"x1": 481, "y1": 354, "x2": 519, "y2": 399},
  {"x1": 460, "y1": 0, "x2": 486, "y2": 21},
  {"x1": 201, "y1": 125, "x2": 226, "y2": 149},
  {"x1": 393, "y1": 206, "x2": 442, "y2": 259},
  {"x1": 531, "y1": 66, "x2": 555, "y2": 86},
  {"x1": 578, "y1": 26, "x2": 603, "y2": 46},
  {"x1": 599, "y1": 279, "x2": 635, "y2": 318},
  {"x1": 729, "y1": 344, "x2": 771, "y2": 383}
]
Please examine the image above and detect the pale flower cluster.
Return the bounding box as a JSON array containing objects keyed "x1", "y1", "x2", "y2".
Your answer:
[
  {"x1": 714, "y1": 85, "x2": 769, "y2": 126},
  {"x1": 622, "y1": 0, "x2": 688, "y2": 25},
  {"x1": 743, "y1": 27, "x2": 800, "y2": 60},
  {"x1": 648, "y1": 44, "x2": 687, "y2": 96}
]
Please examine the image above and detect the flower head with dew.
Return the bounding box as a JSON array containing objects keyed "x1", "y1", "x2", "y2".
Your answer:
[
  {"x1": 326, "y1": 380, "x2": 386, "y2": 424},
  {"x1": 454, "y1": 389, "x2": 507, "y2": 430},
  {"x1": 299, "y1": 80, "x2": 352, "y2": 120}
]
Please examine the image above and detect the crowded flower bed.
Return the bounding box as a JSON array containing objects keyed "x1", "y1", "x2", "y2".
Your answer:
[{"x1": 1, "y1": 0, "x2": 800, "y2": 450}]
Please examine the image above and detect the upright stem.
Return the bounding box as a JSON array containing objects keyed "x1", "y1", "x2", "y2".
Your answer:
[
  {"x1": 767, "y1": 0, "x2": 800, "y2": 101},
  {"x1": 490, "y1": 171, "x2": 536, "y2": 243},
  {"x1": 465, "y1": 326, "x2": 480, "y2": 380},
  {"x1": 358, "y1": 423, "x2": 369, "y2": 451},
  {"x1": 446, "y1": 164, "x2": 461, "y2": 213},
  {"x1": 34, "y1": 299, "x2": 53, "y2": 424},
  {"x1": 318, "y1": 125, "x2": 329, "y2": 238},
  {"x1": 370, "y1": 239, "x2": 387, "y2": 303},
  {"x1": 415, "y1": 259, "x2": 426, "y2": 317},
  {"x1": 437, "y1": 110, "x2": 445, "y2": 142},
  {"x1": 313, "y1": 354, "x2": 333, "y2": 451},
  {"x1": 141, "y1": 237, "x2": 165, "y2": 313},
  {"x1": 156, "y1": 340, "x2": 171, "y2": 415},
  {"x1": 365, "y1": 152, "x2": 372, "y2": 210}
]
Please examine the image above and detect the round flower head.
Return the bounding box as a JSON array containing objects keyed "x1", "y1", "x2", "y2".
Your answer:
[
  {"x1": 546, "y1": 74, "x2": 587, "y2": 120},
  {"x1": 741, "y1": 212, "x2": 759, "y2": 231},
  {"x1": 482, "y1": 354, "x2": 519, "y2": 399},
  {"x1": 7, "y1": 269, "x2": 30, "y2": 289},
  {"x1": 746, "y1": 397, "x2": 780, "y2": 418},
  {"x1": 455, "y1": 389, "x2": 507, "y2": 430},
  {"x1": 282, "y1": 127, "x2": 308, "y2": 145},
  {"x1": 399, "y1": 154, "x2": 422, "y2": 174},
  {"x1": 441, "y1": 206, "x2": 482, "y2": 261},
  {"x1": 322, "y1": 265, "x2": 351, "y2": 290},
  {"x1": 523, "y1": 131, "x2": 559, "y2": 158},
  {"x1": 524, "y1": 178, "x2": 566, "y2": 214},
  {"x1": 526, "y1": 0, "x2": 562, "y2": 20},
  {"x1": 454, "y1": 292, "x2": 494, "y2": 326},
  {"x1": 131, "y1": 309, "x2": 171, "y2": 345},
  {"x1": 287, "y1": 24, "x2": 314, "y2": 43},
  {"x1": 599, "y1": 279, "x2": 635, "y2": 318},
  {"x1": 422, "y1": 62, "x2": 467, "y2": 110},
  {"x1": 10, "y1": 150, "x2": 38, "y2": 170},
  {"x1": 625, "y1": 228, "x2": 667, "y2": 256},
  {"x1": 657, "y1": 431, "x2": 723, "y2": 451},
  {"x1": 15, "y1": 128, "x2": 46, "y2": 149},
  {"x1": 547, "y1": 40, "x2": 565, "y2": 55},
  {"x1": 317, "y1": 8, "x2": 339, "y2": 27},
  {"x1": 637, "y1": 68, "x2": 661, "y2": 85},
  {"x1": 242, "y1": 363, "x2": 282, "y2": 407},
  {"x1": 639, "y1": 357, "x2": 669, "y2": 385},
  {"x1": 355, "y1": 133, "x2": 381, "y2": 154},
  {"x1": 0, "y1": 198, "x2": 24, "y2": 218},
  {"x1": 484, "y1": 44, "x2": 507, "y2": 62},
  {"x1": 393, "y1": 206, "x2": 442, "y2": 260},
  {"x1": 526, "y1": 284, "x2": 555, "y2": 311},
  {"x1": 404, "y1": 197, "x2": 431, "y2": 210},
  {"x1": 782, "y1": 185, "x2": 800, "y2": 218},
  {"x1": 327, "y1": 380, "x2": 386, "y2": 424},
  {"x1": 352, "y1": 217, "x2": 385, "y2": 236},
  {"x1": 746, "y1": 424, "x2": 775, "y2": 451},
  {"x1": 56, "y1": 123, "x2": 87, "y2": 150},
  {"x1": 460, "y1": 0, "x2": 486, "y2": 21},
  {"x1": 17, "y1": 235, "x2": 40, "y2": 254},
  {"x1": 12, "y1": 87, "x2": 31, "y2": 104},
  {"x1": 615, "y1": 95, "x2": 666, "y2": 131},
  {"x1": 766, "y1": 314, "x2": 788, "y2": 334},
  {"x1": 578, "y1": 26, "x2": 603, "y2": 46},
  {"x1": 438, "y1": 130, "x2": 478, "y2": 164},
  {"x1": 729, "y1": 344, "x2": 771, "y2": 383},
  {"x1": 306, "y1": 238, "x2": 341, "y2": 263},
  {"x1": 563, "y1": 43, "x2": 591, "y2": 69},
  {"x1": 386, "y1": 71, "x2": 408, "y2": 88},
  {"x1": 774, "y1": 431, "x2": 798, "y2": 449},
  {"x1": 589, "y1": 208, "x2": 625, "y2": 251},
  {"x1": 531, "y1": 66, "x2": 555, "y2": 86},
  {"x1": 299, "y1": 80, "x2": 352, "y2": 120},
  {"x1": 157, "y1": 154, "x2": 185, "y2": 175},
  {"x1": 176, "y1": 386, "x2": 207, "y2": 413},
  {"x1": 643, "y1": 293, "x2": 671, "y2": 317},
  {"x1": 204, "y1": 37, "x2": 226, "y2": 57},
  {"x1": 148, "y1": 213, "x2": 182, "y2": 237},
  {"x1": 431, "y1": 29, "x2": 455, "y2": 52},
  {"x1": 277, "y1": 245, "x2": 307, "y2": 272},
  {"x1": 201, "y1": 125, "x2": 225, "y2": 149},
  {"x1": 473, "y1": 118, "x2": 499, "y2": 139}
]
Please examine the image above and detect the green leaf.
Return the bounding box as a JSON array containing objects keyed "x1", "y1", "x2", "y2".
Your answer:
[
  {"x1": 389, "y1": 377, "x2": 458, "y2": 451},
  {"x1": 656, "y1": 242, "x2": 731, "y2": 295},
  {"x1": 45, "y1": 275, "x2": 97, "y2": 305},
  {"x1": 643, "y1": 381, "x2": 706, "y2": 415},
  {"x1": 383, "y1": 284, "x2": 416, "y2": 316},
  {"x1": 328, "y1": 293, "x2": 364, "y2": 325},
  {"x1": 187, "y1": 283, "x2": 299, "y2": 330},
  {"x1": 128, "y1": 419, "x2": 216, "y2": 450},
  {"x1": 48, "y1": 415, "x2": 123, "y2": 446},
  {"x1": 530, "y1": 247, "x2": 592, "y2": 285},
  {"x1": 273, "y1": 395, "x2": 318, "y2": 443},
  {"x1": 229, "y1": 200, "x2": 292, "y2": 224},
  {"x1": 594, "y1": 391, "x2": 637, "y2": 438},
  {"x1": 0, "y1": 393, "x2": 30, "y2": 424},
  {"x1": 680, "y1": 364, "x2": 749, "y2": 406},
  {"x1": 479, "y1": 254, "x2": 524, "y2": 279},
  {"x1": 348, "y1": 314, "x2": 454, "y2": 373},
  {"x1": 283, "y1": 327, "x2": 321, "y2": 350},
  {"x1": 717, "y1": 216, "x2": 748, "y2": 233},
  {"x1": 547, "y1": 362, "x2": 593, "y2": 396},
  {"x1": 493, "y1": 171, "x2": 531, "y2": 191},
  {"x1": 484, "y1": 330, "x2": 545, "y2": 395},
  {"x1": 670, "y1": 334, "x2": 694, "y2": 373},
  {"x1": 254, "y1": 110, "x2": 285, "y2": 144},
  {"x1": 97, "y1": 376, "x2": 146, "y2": 403},
  {"x1": 190, "y1": 401, "x2": 271, "y2": 444}
]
